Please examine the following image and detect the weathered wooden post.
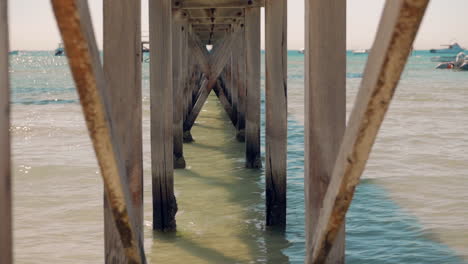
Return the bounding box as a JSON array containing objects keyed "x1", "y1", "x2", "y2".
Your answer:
[
  {"x1": 236, "y1": 26, "x2": 246, "y2": 142},
  {"x1": 149, "y1": 0, "x2": 177, "y2": 231},
  {"x1": 172, "y1": 20, "x2": 186, "y2": 169},
  {"x1": 230, "y1": 49, "x2": 238, "y2": 127},
  {"x1": 244, "y1": 7, "x2": 261, "y2": 168},
  {"x1": 0, "y1": 0, "x2": 12, "y2": 262},
  {"x1": 265, "y1": 0, "x2": 288, "y2": 227},
  {"x1": 305, "y1": 0, "x2": 346, "y2": 262},
  {"x1": 103, "y1": 0, "x2": 143, "y2": 262}
]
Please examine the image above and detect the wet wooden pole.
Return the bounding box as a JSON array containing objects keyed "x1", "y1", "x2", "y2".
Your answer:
[
  {"x1": 304, "y1": 0, "x2": 346, "y2": 262},
  {"x1": 245, "y1": 7, "x2": 262, "y2": 168},
  {"x1": 51, "y1": 0, "x2": 146, "y2": 262},
  {"x1": 307, "y1": 0, "x2": 429, "y2": 263},
  {"x1": 0, "y1": 0, "x2": 12, "y2": 262},
  {"x1": 103, "y1": 0, "x2": 143, "y2": 262},
  {"x1": 173, "y1": 21, "x2": 186, "y2": 169},
  {"x1": 265, "y1": 0, "x2": 288, "y2": 227},
  {"x1": 149, "y1": 0, "x2": 177, "y2": 231}
]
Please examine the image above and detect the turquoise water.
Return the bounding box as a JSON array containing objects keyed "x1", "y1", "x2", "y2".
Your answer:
[{"x1": 9, "y1": 50, "x2": 468, "y2": 263}]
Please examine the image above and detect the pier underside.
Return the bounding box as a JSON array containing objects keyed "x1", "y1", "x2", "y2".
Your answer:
[{"x1": 0, "y1": 0, "x2": 432, "y2": 263}]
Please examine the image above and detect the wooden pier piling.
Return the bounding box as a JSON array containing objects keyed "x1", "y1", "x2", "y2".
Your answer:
[
  {"x1": 265, "y1": 0, "x2": 288, "y2": 227},
  {"x1": 103, "y1": 0, "x2": 143, "y2": 261},
  {"x1": 172, "y1": 21, "x2": 186, "y2": 169},
  {"x1": 149, "y1": 0, "x2": 177, "y2": 231},
  {"x1": 2, "y1": 0, "x2": 435, "y2": 262},
  {"x1": 0, "y1": 0, "x2": 12, "y2": 262},
  {"x1": 305, "y1": 0, "x2": 346, "y2": 262},
  {"x1": 236, "y1": 27, "x2": 247, "y2": 142},
  {"x1": 244, "y1": 7, "x2": 262, "y2": 169}
]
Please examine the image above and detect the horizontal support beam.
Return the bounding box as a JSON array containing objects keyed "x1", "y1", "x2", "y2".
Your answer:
[
  {"x1": 173, "y1": 0, "x2": 264, "y2": 9},
  {"x1": 189, "y1": 17, "x2": 243, "y2": 24},
  {"x1": 186, "y1": 8, "x2": 244, "y2": 18}
]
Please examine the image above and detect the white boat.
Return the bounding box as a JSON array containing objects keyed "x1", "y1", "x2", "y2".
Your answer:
[
  {"x1": 430, "y1": 42, "x2": 464, "y2": 54},
  {"x1": 54, "y1": 43, "x2": 65, "y2": 56},
  {"x1": 352, "y1": 49, "x2": 369, "y2": 55},
  {"x1": 298, "y1": 48, "x2": 304, "y2": 54}
]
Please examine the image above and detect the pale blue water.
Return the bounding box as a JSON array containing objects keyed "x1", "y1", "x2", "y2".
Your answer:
[{"x1": 9, "y1": 50, "x2": 468, "y2": 263}]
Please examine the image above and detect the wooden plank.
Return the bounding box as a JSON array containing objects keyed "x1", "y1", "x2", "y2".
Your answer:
[
  {"x1": 173, "y1": 0, "x2": 264, "y2": 9},
  {"x1": 173, "y1": 22, "x2": 186, "y2": 169},
  {"x1": 150, "y1": 0, "x2": 178, "y2": 231},
  {"x1": 265, "y1": 0, "x2": 287, "y2": 227},
  {"x1": 51, "y1": 1, "x2": 146, "y2": 262},
  {"x1": 103, "y1": 0, "x2": 143, "y2": 262},
  {"x1": 308, "y1": 1, "x2": 429, "y2": 263},
  {"x1": 0, "y1": 0, "x2": 12, "y2": 262},
  {"x1": 235, "y1": 26, "x2": 246, "y2": 141},
  {"x1": 304, "y1": 0, "x2": 346, "y2": 262},
  {"x1": 244, "y1": 7, "x2": 261, "y2": 168}
]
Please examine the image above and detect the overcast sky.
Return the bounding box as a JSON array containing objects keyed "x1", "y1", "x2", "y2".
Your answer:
[{"x1": 8, "y1": 0, "x2": 468, "y2": 50}]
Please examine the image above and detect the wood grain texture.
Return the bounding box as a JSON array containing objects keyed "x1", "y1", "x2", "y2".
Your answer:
[
  {"x1": 0, "y1": 0, "x2": 12, "y2": 262},
  {"x1": 244, "y1": 7, "x2": 261, "y2": 168},
  {"x1": 308, "y1": 0, "x2": 429, "y2": 263},
  {"x1": 265, "y1": 0, "x2": 287, "y2": 227},
  {"x1": 173, "y1": 22, "x2": 186, "y2": 169},
  {"x1": 103, "y1": 0, "x2": 143, "y2": 262},
  {"x1": 51, "y1": 1, "x2": 146, "y2": 262},
  {"x1": 304, "y1": 0, "x2": 346, "y2": 263},
  {"x1": 149, "y1": 0, "x2": 177, "y2": 231}
]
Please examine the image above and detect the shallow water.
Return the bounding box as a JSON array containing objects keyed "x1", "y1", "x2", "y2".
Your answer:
[{"x1": 10, "y1": 51, "x2": 468, "y2": 263}]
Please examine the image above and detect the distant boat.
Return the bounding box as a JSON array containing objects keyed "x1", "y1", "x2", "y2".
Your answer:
[
  {"x1": 430, "y1": 55, "x2": 457, "y2": 62},
  {"x1": 298, "y1": 48, "x2": 304, "y2": 54},
  {"x1": 54, "y1": 43, "x2": 65, "y2": 56},
  {"x1": 8, "y1": 50, "x2": 19, "y2": 55},
  {"x1": 430, "y1": 42, "x2": 464, "y2": 54},
  {"x1": 435, "y1": 52, "x2": 468, "y2": 70},
  {"x1": 352, "y1": 49, "x2": 369, "y2": 55}
]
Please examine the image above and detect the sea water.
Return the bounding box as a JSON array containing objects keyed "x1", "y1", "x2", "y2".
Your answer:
[{"x1": 9, "y1": 51, "x2": 468, "y2": 263}]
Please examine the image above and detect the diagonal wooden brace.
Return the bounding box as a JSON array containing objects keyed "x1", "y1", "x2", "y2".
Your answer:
[
  {"x1": 307, "y1": 1, "x2": 429, "y2": 263},
  {"x1": 51, "y1": 0, "x2": 146, "y2": 263},
  {"x1": 183, "y1": 31, "x2": 240, "y2": 132},
  {"x1": 188, "y1": 33, "x2": 210, "y2": 76}
]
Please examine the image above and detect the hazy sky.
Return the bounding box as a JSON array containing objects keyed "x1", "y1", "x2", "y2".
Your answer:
[{"x1": 8, "y1": 0, "x2": 468, "y2": 50}]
